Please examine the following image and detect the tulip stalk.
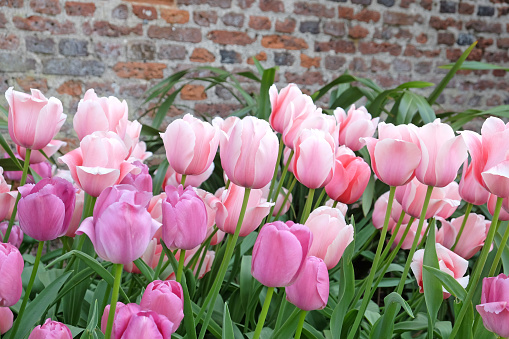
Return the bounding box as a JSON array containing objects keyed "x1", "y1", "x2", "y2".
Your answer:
[
  {"x1": 294, "y1": 310, "x2": 307, "y2": 339},
  {"x1": 9, "y1": 239, "x2": 43, "y2": 339},
  {"x1": 105, "y1": 263, "x2": 123, "y2": 339},
  {"x1": 253, "y1": 287, "x2": 275, "y2": 339},
  {"x1": 176, "y1": 249, "x2": 186, "y2": 283},
  {"x1": 265, "y1": 150, "x2": 293, "y2": 224},
  {"x1": 451, "y1": 202, "x2": 473, "y2": 251},
  {"x1": 300, "y1": 188, "x2": 315, "y2": 224},
  {"x1": 266, "y1": 137, "x2": 284, "y2": 204},
  {"x1": 181, "y1": 174, "x2": 187, "y2": 187},
  {"x1": 272, "y1": 176, "x2": 297, "y2": 222},
  {"x1": 379, "y1": 210, "x2": 407, "y2": 264}
]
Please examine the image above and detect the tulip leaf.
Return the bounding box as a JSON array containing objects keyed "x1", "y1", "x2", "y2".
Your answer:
[
  {"x1": 133, "y1": 258, "x2": 155, "y2": 282},
  {"x1": 0, "y1": 132, "x2": 22, "y2": 169},
  {"x1": 152, "y1": 88, "x2": 182, "y2": 129},
  {"x1": 397, "y1": 92, "x2": 418, "y2": 125},
  {"x1": 384, "y1": 292, "x2": 415, "y2": 318},
  {"x1": 258, "y1": 67, "x2": 276, "y2": 120},
  {"x1": 435, "y1": 321, "x2": 452, "y2": 339},
  {"x1": 152, "y1": 158, "x2": 169, "y2": 196},
  {"x1": 422, "y1": 265, "x2": 467, "y2": 301},
  {"x1": 270, "y1": 307, "x2": 301, "y2": 339},
  {"x1": 222, "y1": 303, "x2": 235, "y2": 339},
  {"x1": 397, "y1": 81, "x2": 436, "y2": 89},
  {"x1": 361, "y1": 175, "x2": 375, "y2": 216},
  {"x1": 191, "y1": 302, "x2": 222, "y2": 338},
  {"x1": 240, "y1": 255, "x2": 253, "y2": 310},
  {"x1": 0, "y1": 158, "x2": 22, "y2": 171},
  {"x1": 454, "y1": 299, "x2": 474, "y2": 339},
  {"x1": 329, "y1": 86, "x2": 365, "y2": 110},
  {"x1": 86, "y1": 300, "x2": 99, "y2": 331},
  {"x1": 439, "y1": 60, "x2": 509, "y2": 72},
  {"x1": 331, "y1": 242, "x2": 355, "y2": 336},
  {"x1": 412, "y1": 93, "x2": 436, "y2": 124}
]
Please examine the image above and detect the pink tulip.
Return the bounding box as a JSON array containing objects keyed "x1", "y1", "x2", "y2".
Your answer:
[
  {"x1": 269, "y1": 83, "x2": 305, "y2": 134},
  {"x1": 476, "y1": 274, "x2": 509, "y2": 338},
  {"x1": 391, "y1": 218, "x2": 428, "y2": 250},
  {"x1": 28, "y1": 319, "x2": 72, "y2": 339},
  {"x1": 0, "y1": 169, "x2": 16, "y2": 221},
  {"x1": 283, "y1": 146, "x2": 295, "y2": 173},
  {"x1": 281, "y1": 98, "x2": 322, "y2": 150},
  {"x1": 220, "y1": 116, "x2": 279, "y2": 189},
  {"x1": 0, "y1": 307, "x2": 13, "y2": 334},
  {"x1": 292, "y1": 129, "x2": 335, "y2": 189},
  {"x1": 6, "y1": 87, "x2": 65, "y2": 150},
  {"x1": 215, "y1": 184, "x2": 272, "y2": 237},
  {"x1": 18, "y1": 177, "x2": 76, "y2": 241},
  {"x1": 437, "y1": 213, "x2": 491, "y2": 259},
  {"x1": 59, "y1": 131, "x2": 139, "y2": 197},
  {"x1": 373, "y1": 192, "x2": 397, "y2": 231},
  {"x1": 140, "y1": 280, "x2": 184, "y2": 332},
  {"x1": 195, "y1": 188, "x2": 225, "y2": 245},
  {"x1": 121, "y1": 311, "x2": 173, "y2": 338},
  {"x1": 286, "y1": 256, "x2": 329, "y2": 311},
  {"x1": 459, "y1": 160, "x2": 489, "y2": 205},
  {"x1": 129, "y1": 141, "x2": 153, "y2": 163},
  {"x1": 325, "y1": 146, "x2": 371, "y2": 204},
  {"x1": 120, "y1": 161, "x2": 152, "y2": 192},
  {"x1": 324, "y1": 199, "x2": 348, "y2": 216},
  {"x1": 65, "y1": 188, "x2": 84, "y2": 237},
  {"x1": 101, "y1": 302, "x2": 143, "y2": 338},
  {"x1": 124, "y1": 238, "x2": 157, "y2": 274},
  {"x1": 334, "y1": 105, "x2": 379, "y2": 151},
  {"x1": 434, "y1": 182, "x2": 461, "y2": 219},
  {"x1": 17, "y1": 140, "x2": 66, "y2": 164},
  {"x1": 305, "y1": 207, "x2": 353, "y2": 269},
  {"x1": 252, "y1": 221, "x2": 312, "y2": 287},
  {"x1": 0, "y1": 221, "x2": 23, "y2": 247},
  {"x1": 362, "y1": 122, "x2": 421, "y2": 187},
  {"x1": 212, "y1": 116, "x2": 240, "y2": 136},
  {"x1": 4, "y1": 154, "x2": 53, "y2": 183},
  {"x1": 489, "y1": 194, "x2": 509, "y2": 221},
  {"x1": 411, "y1": 243, "x2": 469, "y2": 299},
  {"x1": 163, "y1": 163, "x2": 214, "y2": 189},
  {"x1": 77, "y1": 185, "x2": 160, "y2": 265},
  {"x1": 0, "y1": 243, "x2": 24, "y2": 306}
]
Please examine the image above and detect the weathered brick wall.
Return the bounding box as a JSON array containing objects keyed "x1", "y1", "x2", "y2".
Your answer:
[{"x1": 0, "y1": 0, "x2": 508, "y2": 141}]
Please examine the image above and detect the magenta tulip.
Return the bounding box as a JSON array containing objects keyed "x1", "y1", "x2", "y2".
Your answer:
[
  {"x1": 334, "y1": 105, "x2": 379, "y2": 151},
  {"x1": 476, "y1": 274, "x2": 509, "y2": 338},
  {"x1": 77, "y1": 185, "x2": 160, "y2": 265},
  {"x1": 459, "y1": 160, "x2": 489, "y2": 205},
  {"x1": 28, "y1": 319, "x2": 72, "y2": 339},
  {"x1": 195, "y1": 188, "x2": 225, "y2": 245},
  {"x1": 269, "y1": 83, "x2": 305, "y2": 134},
  {"x1": 0, "y1": 221, "x2": 23, "y2": 247},
  {"x1": 0, "y1": 243, "x2": 24, "y2": 306},
  {"x1": 286, "y1": 256, "x2": 329, "y2": 311},
  {"x1": 220, "y1": 116, "x2": 278, "y2": 189},
  {"x1": 140, "y1": 280, "x2": 184, "y2": 332},
  {"x1": 17, "y1": 177, "x2": 76, "y2": 241},
  {"x1": 6, "y1": 87, "x2": 65, "y2": 150},
  {"x1": 120, "y1": 161, "x2": 152, "y2": 192},
  {"x1": 17, "y1": 140, "x2": 66, "y2": 164},
  {"x1": 0, "y1": 307, "x2": 13, "y2": 334},
  {"x1": 251, "y1": 221, "x2": 312, "y2": 287}
]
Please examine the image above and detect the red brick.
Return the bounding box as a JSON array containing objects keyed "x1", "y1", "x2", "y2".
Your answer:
[
  {"x1": 300, "y1": 54, "x2": 320, "y2": 68},
  {"x1": 354, "y1": 9, "x2": 381, "y2": 23},
  {"x1": 208, "y1": 30, "x2": 255, "y2": 45},
  {"x1": 238, "y1": 0, "x2": 254, "y2": 9},
  {"x1": 285, "y1": 71, "x2": 324, "y2": 85},
  {"x1": 260, "y1": 0, "x2": 283, "y2": 12},
  {"x1": 349, "y1": 57, "x2": 368, "y2": 72},
  {"x1": 193, "y1": 11, "x2": 218, "y2": 26},
  {"x1": 65, "y1": 1, "x2": 95, "y2": 16},
  {"x1": 0, "y1": 33, "x2": 19, "y2": 50},
  {"x1": 493, "y1": 69, "x2": 507, "y2": 77},
  {"x1": 458, "y1": 3, "x2": 475, "y2": 14},
  {"x1": 466, "y1": 20, "x2": 502, "y2": 33},
  {"x1": 57, "y1": 80, "x2": 82, "y2": 96},
  {"x1": 349, "y1": 25, "x2": 369, "y2": 39},
  {"x1": 324, "y1": 55, "x2": 346, "y2": 70},
  {"x1": 420, "y1": 0, "x2": 432, "y2": 10},
  {"x1": 484, "y1": 51, "x2": 509, "y2": 63},
  {"x1": 249, "y1": 16, "x2": 271, "y2": 30},
  {"x1": 133, "y1": 5, "x2": 157, "y2": 20},
  {"x1": 294, "y1": 2, "x2": 334, "y2": 18},
  {"x1": 497, "y1": 38, "x2": 509, "y2": 48},
  {"x1": 261, "y1": 35, "x2": 308, "y2": 50},
  {"x1": 30, "y1": 0, "x2": 61, "y2": 15},
  {"x1": 0, "y1": 0, "x2": 23, "y2": 7},
  {"x1": 358, "y1": 41, "x2": 402, "y2": 56},
  {"x1": 375, "y1": 75, "x2": 396, "y2": 88},
  {"x1": 429, "y1": 16, "x2": 462, "y2": 30},
  {"x1": 438, "y1": 32, "x2": 455, "y2": 45},
  {"x1": 0, "y1": 13, "x2": 6, "y2": 28},
  {"x1": 83, "y1": 21, "x2": 142, "y2": 37},
  {"x1": 478, "y1": 37, "x2": 494, "y2": 49},
  {"x1": 384, "y1": 11, "x2": 423, "y2": 25},
  {"x1": 13, "y1": 16, "x2": 75, "y2": 34},
  {"x1": 315, "y1": 40, "x2": 355, "y2": 53},
  {"x1": 323, "y1": 21, "x2": 345, "y2": 37},
  {"x1": 403, "y1": 44, "x2": 440, "y2": 58},
  {"x1": 119, "y1": 83, "x2": 148, "y2": 99},
  {"x1": 416, "y1": 33, "x2": 428, "y2": 43},
  {"x1": 446, "y1": 48, "x2": 483, "y2": 61},
  {"x1": 247, "y1": 51, "x2": 267, "y2": 64},
  {"x1": 275, "y1": 18, "x2": 295, "y2": 33},
  {"x1": 148, "y1": 26, "x2": 201, "y2": 42},
  {"x1": 16, "y1": 76, "x2": 48, "y2": 92},
  {"x1": 180, "y1": 84, "x2": 207, "y2": 100},
  {"x1": 222, "y1": 12, "x2": 244, "y2": 27},
  {"x1": 194, "y1": 103, "x2": 241, "y2": 117},
  {"x1": 371, "y1": 59, "x2": 390, "y2": 72},
  {"x1": 487, "y1": 95, "x2": 502, "y2": 106},
  {"x1": 338, "y1": 7, "x2": 354, "y2": 20},
  {"x1": 190, "y1": 48, "x2": 215, "y2": 62},
  {"x1": 400, "y1": 0, "x2": 415, "y2": 8},
  {"x1": 161, "y1": 9, "x2": 189, "y2": 24},
  {"x1": 113, "y1": 62, "x2": 167, "y2": 79},
  {"x1": 124, "y1": 0, "x2": 176, "y2": 5},
  {"x1": 499, "y1": 6, "x2": 509, "y2": 17}
]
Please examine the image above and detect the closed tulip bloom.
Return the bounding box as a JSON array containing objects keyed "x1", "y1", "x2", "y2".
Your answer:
[
  {"x1": 65, "y1": 188, "x2": 84, "y2": 237},
  {"x1": 489, "y1": 194, "x2": 509, "y2": 221},
  {"x1": 0, "y1": 307, "x2": 13, "y2": 334},
  {"x1": 102, "y1": 302, "x2": 142, "y2": 338},
  {"x1": 18, "y1": 177, "x2": 76, "y2": 241},
  {"x1": 28, "y1": 319, "x2": 72, "y2": 339},
  {"x1": 372, "y1": 192, "x2": 397, "y2": 231},
  {"x1": 391, "y1": 218, "x2": 428, "y2": 250},
  {"x1": 0, "y1": 169, "x2": 16, "y2": 221},
  {"x1": 305, "y1": 206, "x2": 354, "y2": 269},
  {"x1": 362, "y1": 122, "x2": 421, "y2": 187},
  {"x1": 334, "y1": 105, "x2": 379, "y2": 151},
  {"x1": 434, "y1": 182, "x2": 462, "y2": 219},
  {"x1": 476, "y1": 274, "x2": 509, "y2": 338},
  {"x1": 252, "y1": 221, "x2": 312, "y2": 287},
  {"x1": 161, "y1": 114, "x2": 219, "y2": 176},
  {"x1": 162, "y1": 185, "x2": 207, "y2": 250},
  {"x1": 6, "y1": 87, "x2": 66, "y2": 150},
  {"x1": 212, "y1": 116, "x2": 240, "y2": 136},
  {"x1": 195, "y1": 188, "x2": 225, "y2": 245},
  {"x1": 140, "y1": 280, "x2": 184, "y2": 333},
  {"x1": 120, "y1": 161, "x2": 152, "y2": 192},
  {"x1": 415, "y1": 119, "x2": 467, "y2": 187},
  {"x1": 325, "y1": 146, "x2": 371, "y2": 204},
  {"x1": 0, "y1": 243, "x2": 24, "y2": 306},
  {"x1": 17, "y1": 140, "x2": 67, "y2": 164},
  {"x1": 324, "y1": 199, "x2": 348, "y2": 216},
  {"x1": 164, "y1": 163, "x2": 214, "y2": 189},
  {"x1": 292, "y1": 129, "x2": 336, "y2": 189},
  {"x1": 121, "y1": 312, "x2": 173, "y2": 339},
  {"x1": 459, "y1": 160, "x2": 489, "y2": 205},
  {"x1": 286, "y1": 256, "x2": 329, "y2": 311},
  {"x1": 77, "y1": 185, "x2": 160, "y2": 265},
  {"x1": 269, "y1": 83, "x2": 305, "y2": 134},
  {"x1": 0, "y1": 221, "x2": 23, "y2": 247},
  {"x1": 220, "y1": 116, "x2": 279, "y2": 189},
  {"x1": 411, "y1": 243, "x2": 469, "y2": 299},
  {"x1": 283, "y1": 110, "x2": 338, "y2": 151},
  {"x1": 124, "y1": 238, "x2": 157, "y2": 274}
]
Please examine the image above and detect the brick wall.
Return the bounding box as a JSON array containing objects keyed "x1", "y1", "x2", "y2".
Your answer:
[{"x1": 0, "y1": 0, "x2": 508, "y2": 139}]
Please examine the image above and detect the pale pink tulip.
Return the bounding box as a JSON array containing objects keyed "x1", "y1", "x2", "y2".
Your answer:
[
  {"x1": 477, "y1": 274, "x2": 509, "y2": 338},
  {"x1": 324, "y1": 199, "x2": 348, "y2": 216},
  {"x1": 0, "y1": 243, "x2": 24, "y2": 306},
  {"x1": 212, "y1": 116, "x2": 240, "y2": 136},
  {"x1": 373, "y1": 192, "x2": 397, "y2": 231},
  {"x1": 17, "y1": 140, "x2": 66, "y2": 164},
  {"x1": 283, "y1": 146, "x2": 295, "y2": 173},
  {"x1": 459, "y1": 160, "x2": 489, "y2": 205},
  {"x1": 286, "y1": 256, "x2": 329, "y2": 311},
  {"x1": 129, "y1": 141, "x2": 152, "y2": 163},
  {"x1": 269, "y1": 83, "x2": 305, "y2": 134},
  {"x1": 489, "y1": 194, "x2": 509, "y2": 221},
  {"x1": 0, "y1": 307, "x2": 13, "y2": 334},
  {"x1": 283, "y1": 111, "x2": 338, "y2": 150},
  {"x1": 163, "y1": 163, "x2": 214, "y2": 189},
  {"x1": 260, "y1": 182, "x2": 292, "y2": 217},
  {"x1": 334, "y1": 105, "x2": 379, "y2": 151},
  {"x1": 391, "y1": 218, "x2": 428, "y2": 250},
  {"x1": 281, "y1": 97, "x2": 321, "y2": 149},
  {"x1": 0, "y1": 169, "x2": 16, "y2": 221},
  {"x1": 433, "y1": 182, "x2": 462, "y2": 219}
]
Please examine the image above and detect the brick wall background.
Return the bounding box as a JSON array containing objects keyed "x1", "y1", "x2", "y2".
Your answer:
[{"x1": 0, "y1": 0, "x2": 508, "y2": 143}]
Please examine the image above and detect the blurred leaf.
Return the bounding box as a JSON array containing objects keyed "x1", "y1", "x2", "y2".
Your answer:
[
  {"x1": 0, "y1": 132, "x2": 22, "y2": 169},
  {"x1": 0, "y1": 157, "x2": 22, "y2": 171},
  {"x1": 362, "y1": 176, "x2": 375, "y2": 216},
  {"x1": 397, "y1": 81, "x2": 436, "y2": 89},
  {"x1": 439, "y1": 60, "x2": 509, "y2": 71},
  {"x1": 397, "y1": 92, "x2": 418, "y2": 125},
  {"x1": 331, "y1": 242, "x2": 355, "y2": 335},
  {"x1": 423, "y1": 221, "x2": 442, "y2": 337},
  {"x1": 237, "y1": 72, "x2": 261, "y2": 82},
  {"x1": 258, "y1": 67, "x2": 276, "y2": 120},
  {"x1": 141, "y1": 124, "x2": 162, "y2": 136},
  {"x1": 152, "y1": 88, "x2": 182, "y2": 129},
  {"x1": 329, "y1": 87, "x2": 364, "y2": 110},
  {"x1": 133, "y1": 258, "x2": 155, "y2": 282},
  {"x1": 153, "y1": 159, "x2": 169, "y2": 195}
]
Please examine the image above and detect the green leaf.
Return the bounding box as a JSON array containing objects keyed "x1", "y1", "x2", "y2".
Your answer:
[
  {"x1": 384, "y1": 292, "x2": 415, "y2": 318},
  {"x1": 439, "y1": 60, "x2": 509, "y2": 71},
  {"x1": 0, "y1": 158, "x2": 22, "y2": 171},
  {"x1": 362, "y1": 175, "x2": 375, "y2": 216},
  {"x1": 331, "y1": 242, "x2": 355, "y2": 335},
  {"x1": 0, "y1": 132, "x2": 22, "y2": 169},
  {"x1": 311, "y1": 73, "x2": 357, "y2": 102},
  {"x1": 270, "y1": 308, "x2": 300, "y2": 338},
  {"x1": 397, "y1": 81, "x2": 435, "y2": 89},
  {"x1": 412, "y1": 93, "x2": 436, "y2": 124},
  {"x1": 152, "y1": 88, "x2": 182, "y2": 129},
  {"x1": 240, "y1": 255, "x2": 253, "y2": 309},
  {"x1": 397, "y1": 92, "x2": 418, "y2": 125},
  {"x1": 143, "y1": 70, "x2": 188, "y2": 104},
  {"x1": 87, "y1": 300, "x2": 99, "y2": 331},
  {"x1": 422, "y1": 265, "x2": 467, "y2": 300},
  {"x1": 140, "y1": 124, "x2": 162, "y2": 136},
  {"x1": 133, "y1": 258, "x2": 155, "y2": 282},
  {"x1": 222, "y1": 303, "x2": 235, "y2": 339},
  {"x1": 329, "y1": 87, "x2": 365, "y2": 110},
  {"x1": 258, "y1": 67, "x2": 276, "y2": 120},
  {"x1": 152, "y1": 159, "x2": 169, "y2": 195},
  {"x1": 236, "y1": 72, "x2": 261, "y2": 82}
]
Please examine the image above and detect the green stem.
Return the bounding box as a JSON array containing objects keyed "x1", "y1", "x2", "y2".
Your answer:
[
  {"x1": 488, "y1": 219, "x2": 509, "y2": 277},
  {"x1": 187, "y1": 227, "x2": 218, "y2": 269},
  {"x1": 176, "y1": 249, "x2": 186, "y2": 283},
  {"x1": 381, "y1": 218, "x2": 415, "y2": 269},
  {"x1": 379, "y1": 210, "x2": 407, "y2": 264},
  {"x1": 332, "y1": 201, "x2": 338, "y2": 209},
  {"x1": 451, "y1": 203, "x2": 473, "y2": 251},
  {"x1": 312, "y1": 189, "x2": 326, "y2": 211},
  {"x1": 225, "y1": 179, "x2": 230, "y2": 190},
  {"x1": 181, "y1": 174, "x2": 187, "y2": 187},
  {"x1": 347, "y1": 186, "x2": 396, "y2": 339},
  {"x1": 300, "y1": 188, "x2": 315, "y2": 224},
  {"x1": 9, "y1": 240, "x2": 43, "y2": 339},
  {"x1": 3, "y1": 148, "x2": 31, "y2": 243},
  {"x1": 105, "y1": 264, "x2": 123, "y2": 339},
  {"x1": 197, "y1": 188, "x2": 251, "y2": 339},
  {"x1": 265, "y1": 150, "x2": 293, "y2": 224},
  {"x1": 294, "y1": 309, "x2": 307, "y2": 339},
  {"x1": 253, "y1": 287, "x2": 275, "y2": 339},
  {"x1": 272, "y1": 176, "x2": 297, "y2": 222},
  {"x1": 266, "y1": 137, "x2": 284, "y2": 203}
]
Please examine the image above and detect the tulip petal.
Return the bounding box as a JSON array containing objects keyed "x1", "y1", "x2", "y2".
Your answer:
[{"x1": 373, "y1": 139, "x2": 421, "y2": 187}]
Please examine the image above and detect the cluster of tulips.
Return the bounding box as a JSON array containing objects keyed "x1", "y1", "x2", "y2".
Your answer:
[{"x1": 1, "y1": 81, "x2": 509, "y2": 338}]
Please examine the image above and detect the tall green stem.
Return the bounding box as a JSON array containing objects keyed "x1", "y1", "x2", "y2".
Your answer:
[
  {"x1": 180, "y1": 174, "x2": 187, "y2": 187},
  {"x1": 9, "y1": 240, "x2": 43, "y2": 339},
  {"x1": 105, "y1": 264, "x2": 123, "y2": 339},
  {"x1": 379, "y1": 210, "x2": 407, "y2": 264},
  {"x1": 266, "y1": 137, "x2": 284, "y2": 203},
  {"x1": 272, "y1": 176, "x2": 297, "y2": 222},
  {"x1": 265, "y1": 150, "x2": 293, "y2": 223},
  {"x1": 300, "y1": 188, "x2": 315, "y2": 224},
  {"x1": 3, "y1": 148, "x2": 31, "y2": 243},
  {"x1": 451, "y1": 203, "x2": 473, "y2": 251},
  {"x1": 488, "y1": 219, "x2": 508, "y2": 277},
  {"x1": 253, "y1": 287, "x2": 275, "y2": 339},
  {"x1": 347, "y1": 186, "x2": 396, "y2": 339},
  {"x1": 294, "y1": 310, "x2": 307, "y2": 339},
  {"x1": 176, "y1": 250, "x2": 186, "y2": 283},
  {"x1": 312, "y1": 189, "x2": 326, "y2": 210}
]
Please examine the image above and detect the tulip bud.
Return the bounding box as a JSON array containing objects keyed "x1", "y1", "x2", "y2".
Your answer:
[
  {"x1": 476, "y1": 274, "x2": 509, "y2": 338},
  {"x1": 28, "y1": 319, "x2": 72, "y2": 339},
  {"x1": 140, "y1": 280, "x2": 184, "y2": 333},
  {"x1": 0, "y1": 243, "x2": 24, "y2": 307},
  {"x1": 269, "y1": 84, "x2": 305, "y2": 134},
  {"x1": 120, "y1": 161, "x2": 152, "y2": 192},
  {"x1": 286, "y1": 256, "x2": 329, "y2": 311},
  {"x1": 334, "y1": 105, "x2": 378, "y2": 151},
  {"x1": 0, "y1": 221, "x2": 23, "y2": 247},
  {"x1": 0, "y1": 307, "x2": 13, "y2": 334}
]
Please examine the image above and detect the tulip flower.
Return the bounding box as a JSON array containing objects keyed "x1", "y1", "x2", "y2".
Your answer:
[
  {"x1": 220, "y1": 116, "x2": 279, "y2": 189},
  {"x1": 476, "y1": 274, "x2": 509, "y2": 338},
  {"x1": 433, "y1": 182, "x2": 462, "y2": 219},
  {"x1": 251, "y1": 221, "x2": 312, "y2": 287},
  {"x1": 0, "y1": 221, "x2": 23, "y2": 247},
  {"x1": 372, "y1": 192, "x2": 397, "y2": 231},
  {"x1": 0, "y1": 307, "x2": 13, "y2": 334},
  {"x1": 324, "y1": 199, "x2": 348, "y2": 216},
  {"x1": 334, "y1": 105, "x2": 379, "y2": 151},
  {"x1": 195, "y1": 188, "x2": 225, "y2": 245},
  {"x1": 459, "y1": 160, "x2": 489, "y2": 206},
  {"x1": 65, "y1": 188, "x2": 84, "y2": 237},
  {"x1": 17, "y1": 177, "x2": 76, "y2": 241},
  {"x1": 164, "y1": 163, "x2": 214, "y2": 189},
  {"x1": 286, "y1": 256, "x2": 329, "y2": 311},
  {"x1": 124, "y1": 238, "x2": 157, "y2": 274},
  {"x1": 305, "y1": 207, "x2": 354, "y2": 269},
  {"x1": 362, "y1": 122, "x2": 421, "y2": 187},
  {"x1": 28, "y1": 319, "x2": 72, "y2": 339},
  {"x1": 17, "y1": 140, "x2": 67, "y2": 164},
  {"x1": 162, "y1": 185, "x2": 207, "y2": 250},
  {"x1": 129, "y1": 141, "x2": 153, "y2": 163},
  {"x1": 411, "y1": 243, "x2": 469, "y2": 299},
  {"x1": 269, "y1": 83, "x2": 305, "y2": 134},
  {"x1": 4, "y1": 154, "x2": 53, "y2": 184},
  {"x1": 120, "y1": 161, "x2": 152, "y2": 192},
  {"x1": 6, "y1": 87, "x2": 66, "y2": 150},
  {"x1": 76, "y1": 185, "x2": 160, "y2": 265},
  {"x1": 391, "y1": 218, "x2": 427, "y2": 250},
  {"x1": 140, "y1": 280, "x2": 184, "y2": 332},
  {"x1": 0, "y1": 169, "x2": 16, "y2": 221},
  {"x1": 489, "y1": 194, "x2": 509, "y2": 221},
  {"x1": 101, "y1": 302, "x2": 143, "y2": 338},
  {"x1": 161, "y1": 114, "x2": 219, "y2": 177},
  {"x1": 261, "y1": 184, "x2": 292, "y2": 217},
  {"x1": 281, "y1": 100, "x2": 325, "y2": 150},
  {"x1": 212, "y1": 116, "x2": 240, "y2": 135},
  {"x1": 0, "y1": 243, "x2": 24, "y2": 306},
  {"x1": 121, "y1": 311, "x2": 174, "y2": 338}
]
